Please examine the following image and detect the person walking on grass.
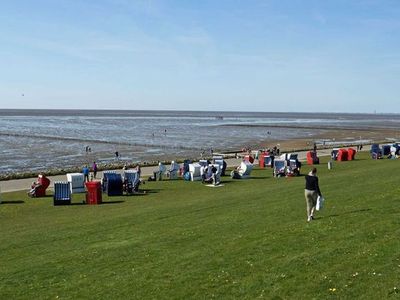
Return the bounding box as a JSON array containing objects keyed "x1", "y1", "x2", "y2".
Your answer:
[{"x1": 304, "y1": 167, "x2": 322, "y2": 222}]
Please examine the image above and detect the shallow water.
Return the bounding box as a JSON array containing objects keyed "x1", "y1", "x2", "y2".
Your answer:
[{"x1": 0, "y1": 110, "x2": 398, "y2": 173}]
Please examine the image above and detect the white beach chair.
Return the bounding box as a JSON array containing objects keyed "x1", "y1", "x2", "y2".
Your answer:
[
  {"x1": 238, "y1": 161, "x2": 253, "y2": 178},
  {"x1": 167, "y1": 161, "x2": 180, "y2": 180},
  {"x1": 66, "y1": 173, "x2": 85, "y2": 194},
  {"x1": 189, "y1": 163, "x2": 202, "y2": 181},
  {"x1": 154, "y1": 163, "x2": 167, "y2": 181}
]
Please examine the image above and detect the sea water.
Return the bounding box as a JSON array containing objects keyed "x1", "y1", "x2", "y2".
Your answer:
[{"x1": 0, "y1": 109, "x2": 399, "y2": 173}]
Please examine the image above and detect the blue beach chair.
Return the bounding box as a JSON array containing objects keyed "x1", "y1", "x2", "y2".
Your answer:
[
  {"x1": 103, "y1": 171, "x2": 123, "y2": 196},
  {"x1": 53, "y1": 181, "x2": 71, "y2": 205}
]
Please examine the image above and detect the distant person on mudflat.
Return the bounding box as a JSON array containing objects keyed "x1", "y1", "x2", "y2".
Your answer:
[
  {"x1": 304, "y1": 167, "x2": 322, "y2": 222},
  {"x1": 115, "y1": 151, "x2": 119, "y2": 160}
]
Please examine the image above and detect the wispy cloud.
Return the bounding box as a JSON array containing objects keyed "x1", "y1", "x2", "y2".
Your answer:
[{"x1": 313, "y1": 11, "x2": 327, "y2": 25}]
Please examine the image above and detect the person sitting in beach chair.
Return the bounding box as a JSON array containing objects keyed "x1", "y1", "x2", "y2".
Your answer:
[
  {"x1": 27, "y1": 174, "x2": 50, "y2": 197},
  {"x1": 230, "y1": 161, "x2": 253, "y2": 179},
  {"x1": 28, "y1": 181, "x2": 41, "y2": 197}
]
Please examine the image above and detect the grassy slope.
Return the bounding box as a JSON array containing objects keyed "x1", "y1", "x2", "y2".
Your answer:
[{"x1": 0, "y1": 152, "x2": 399, "y2": 299}]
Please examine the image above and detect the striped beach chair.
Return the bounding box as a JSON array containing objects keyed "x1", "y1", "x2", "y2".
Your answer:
[
  {"x1": 102, "y1": 171, "x2": 123, "y2": 196},
  {"x1": 102, "y1": 171, "x2": 117, "y2": 192},
  {"x1": 53, "y1": 181, "x2": 71, "y2": 205},
  {"x1": 123, "y1": 170, "x2": 140, "y2": 194}
]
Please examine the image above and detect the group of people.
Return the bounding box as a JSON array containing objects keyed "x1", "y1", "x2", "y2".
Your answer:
[
  {"x1": 257, "y1": 145, "x2": 280, "y2": 157},
  {"x1": 82, "y1": 161, "x2": 98, "y2": 182}
]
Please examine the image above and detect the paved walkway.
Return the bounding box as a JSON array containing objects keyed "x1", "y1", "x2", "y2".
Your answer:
[{"x1": 0, "y1": 146, "x2": 369, "y2": 193}]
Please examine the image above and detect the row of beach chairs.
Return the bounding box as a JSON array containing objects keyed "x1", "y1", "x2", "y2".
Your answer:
[
  {"x1": 28, "y1": 169, "x2": 142, "y2": 205},
  {"x1": 28, "y1": 152, "x2": 324, "y2": 204}
]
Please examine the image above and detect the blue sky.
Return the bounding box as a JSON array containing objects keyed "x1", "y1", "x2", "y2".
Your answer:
[{"x1": 0, "y1": 0, "x2": 399, "y2": 113}]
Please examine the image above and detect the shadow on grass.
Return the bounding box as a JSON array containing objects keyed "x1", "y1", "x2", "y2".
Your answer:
[
  {"x1": 29, "y1": 194, "x2": 53, "y2": 199},
  {"x1": 70, "y1": 200, "x2": 126, "y2": 206},
  {"x1": 1, "y1": 200, "x2": 25, "y2": 204},
  {"x1": 324, "y1": 208, "x2": 372, "y2": 218},
  {"x1": 101, "y1": 200, "x2": 125, "y2": 205},
  {"x1": 248, "y1": 176, "x2": 270, "y2": 180},
  {"x1": 70, "y1": 202, "x2": 88, "y2": 206},
  {"x1": 138, "y1": 189, "x2": 160, "y2": 194}
]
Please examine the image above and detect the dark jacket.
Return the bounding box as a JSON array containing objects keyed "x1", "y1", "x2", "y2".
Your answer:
[{"x1": 305, "y1": 175, "x2": 321, "y2": 196}]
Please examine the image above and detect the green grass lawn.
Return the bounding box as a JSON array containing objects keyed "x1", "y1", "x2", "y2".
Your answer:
[{"x1": 1, "y1": 152, "x2": 400, "y2": 299}]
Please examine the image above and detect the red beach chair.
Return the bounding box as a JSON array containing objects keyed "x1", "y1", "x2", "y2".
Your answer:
[
  {"x1": 28, "y1": 174, "x2": 50, "y2": 197},
  {"x1": 306, "y1": 151, "x2": 319, "y2": 165},
  {"x1": 337, "y1": 149, "x2": 348, "y2": 161},
  {"x1": 347, "y1": 148, "x2": 356, "y2": 160}
]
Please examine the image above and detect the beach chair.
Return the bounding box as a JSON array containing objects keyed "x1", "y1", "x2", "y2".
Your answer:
[
  {"x1": 102, "y1": 171, "x2": 117, "y2": 191},
  {"x1": 286, "y1": 159, "x2": 301, "y2": 176},
  {"x1": 370, "y1": 144, "x2": 382, "y2": 159},
  {"x1": 85, "y1": 181, "x2": 102, "y2": 204},
  {"x1": 273, "y1": 159, "x2": 286, "y2": 177},
  {"x1": 189, "y1": 163, "x2": 202, "y2": 181},
  {"x1": 104, "y1": 173, "x2": 123, "y2": 196},
  {"x1": 66, "y1": 173, "x2": 85, "y2": 194},
  {"x1": 28, "y1": 174, "x2": 50, "y2": 198},
  {"x1": 331, "y1": 148, "x2": 339, "y2": 160},
  {"x1": 239, "y1": 161, "x2": 253, "y2": 178},
  {"x1": 306, "y1": 151, "x2": 319, "y2": 165},
  {"x1": 382, "y1": 145, "x2": 391, "y2": 156},
  {"x1": 123, "y1": 170, "x2": 140, "y2": 194},
  {"x1": 167, "y1": 161, "x2": 180, "y2": 180},
  {"x1": 153, "y1": 163, "x2": 167, "y2": 181},
  {"x1": 347, "y1": 148, "x2": 356, "y2": 160},
  {"x1": 181, "y1": 159, "x2": 192, "y2": 179},
  {"x1": 337, "y1": 149, "x2": 348, "y2": 161},
  {"x1": 231, "y1": 161, "x2": 253, "y2": 179},
  {"x1": 53, "y1": 181, "x2": 71, "y2": 205},
  {"x1": 213, "y1": 156, "x2": 226, "y2": 176},
  {"x1": 259, "y1": 153, "x2": 274, "y2": 168}
]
